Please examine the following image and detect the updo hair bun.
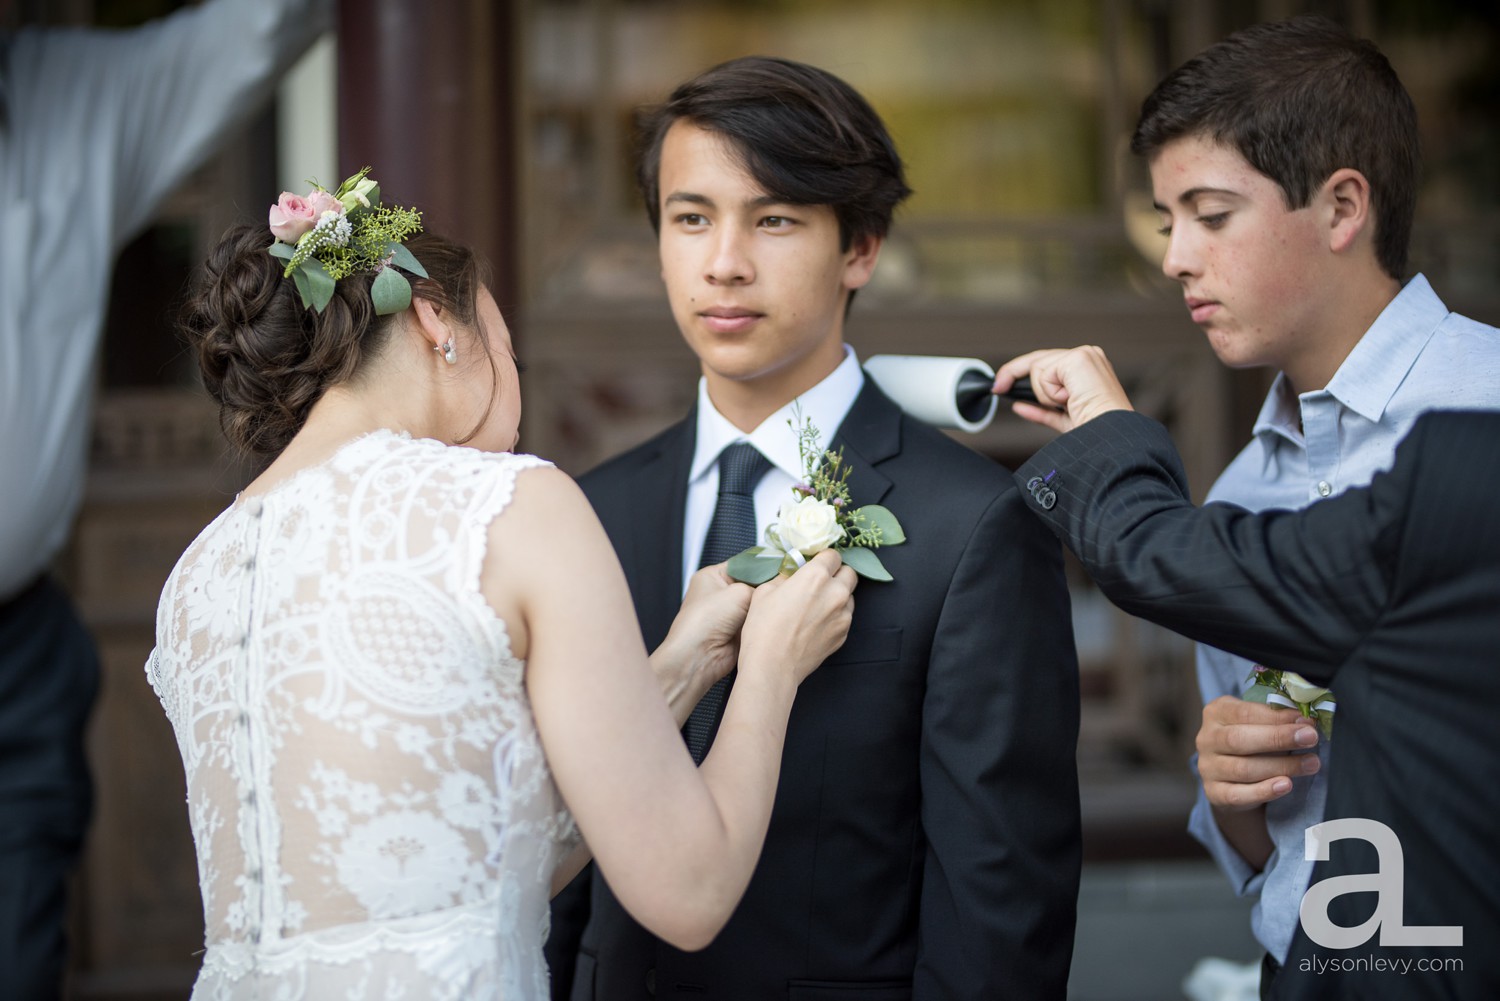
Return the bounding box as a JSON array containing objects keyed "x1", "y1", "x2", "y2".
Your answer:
[
  {"x1": 182, "y1": 227, "x2": 489, "y2": 457},
  {"x1": 182, "y1": 224, "x2": 381, "y2": 456}
]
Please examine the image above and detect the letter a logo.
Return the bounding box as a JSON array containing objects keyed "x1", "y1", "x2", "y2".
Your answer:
[{"x1": 1299, "y1": 818, "x2": 1462, "y2": 949}]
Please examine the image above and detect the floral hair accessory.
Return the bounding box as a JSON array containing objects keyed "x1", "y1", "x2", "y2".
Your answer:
[
  {"x1": 1243, "y1": 665, "x2": 1336, "y2": 740},
  {"x1": 266, "y1": 167, "x2": 426, "y2": 316},
  {"x1": 725, "y1": 408, "x2": 906, "y2": 585}
]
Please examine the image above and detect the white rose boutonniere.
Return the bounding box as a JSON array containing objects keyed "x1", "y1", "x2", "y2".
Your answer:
[
  {"x1": 726, "y1": 409, "x2": 906, "y2": 584},
  {"x1": 766, "y1": 495, "x2": 846, "y2": 556},
  {"x1": 1243, "y1": 665, "x2": 1336, "y2": 740}
]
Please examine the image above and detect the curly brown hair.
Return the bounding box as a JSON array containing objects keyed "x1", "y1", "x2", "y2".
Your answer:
[{"x1": 182, "y1": 227, "x2": 492, "y2": 456}]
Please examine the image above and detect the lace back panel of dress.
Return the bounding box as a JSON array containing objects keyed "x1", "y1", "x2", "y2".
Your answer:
[{"x1": 146, "y1": 434, "x2": 576, "y2": 998}]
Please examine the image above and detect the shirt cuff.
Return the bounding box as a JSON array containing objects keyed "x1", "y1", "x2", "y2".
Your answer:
[{"x1": 1186, "y1": 757, "x2": 1267, "y2": 899}]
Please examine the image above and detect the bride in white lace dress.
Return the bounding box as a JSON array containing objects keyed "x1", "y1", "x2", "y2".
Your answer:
[{"x1": 150, "y1": 213, "x2": 855, "y2": 999}]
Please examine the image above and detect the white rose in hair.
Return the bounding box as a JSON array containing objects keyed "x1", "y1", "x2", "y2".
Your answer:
[
  {"x1": 340, "y1": 176, "x2": 380, "y2": 212},
  {"x1": 767, "y1": 495, "x2": 845, "y2": 556}
]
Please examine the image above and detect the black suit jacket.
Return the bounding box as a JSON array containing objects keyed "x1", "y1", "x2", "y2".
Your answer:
[
  {"x1": 1015, "y1": 410, "x2": 1500, "y2": 1000},
  {"x1": 553, "y1": 380, "x2": 1080, "y2": 1000}
]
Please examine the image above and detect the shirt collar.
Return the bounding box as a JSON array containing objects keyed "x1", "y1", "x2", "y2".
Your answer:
[
  {"x1": 1249, "y1": 274, "x2": 1449, "y2": 467},
  {"x1": 1323, "y1": 273, "x2": 1447, "y2": 424},
  {"x1": 1250, "y1": 371, "x2": 1303, "y2": 452},
  {"x1": 690, "y1": 345, "x2": 865, "y2": 485}
]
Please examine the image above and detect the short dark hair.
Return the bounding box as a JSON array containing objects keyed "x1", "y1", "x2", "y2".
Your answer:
[
  {"x1": 1131, "y1": 15, "x2": 1419, "y2": 280},
  {"x1": 636, "y1": 56, "x2": 912, "y2": 252}
]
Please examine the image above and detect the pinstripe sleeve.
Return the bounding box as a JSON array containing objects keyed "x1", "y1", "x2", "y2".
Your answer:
[{"x1": 1014, "y1": 411, "x2": 1398, "y2": 686}]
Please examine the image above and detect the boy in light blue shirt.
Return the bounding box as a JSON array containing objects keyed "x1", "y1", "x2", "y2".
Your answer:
[{"x1": 1130, "y1": 15, "x2": 1500, "y2": 996}]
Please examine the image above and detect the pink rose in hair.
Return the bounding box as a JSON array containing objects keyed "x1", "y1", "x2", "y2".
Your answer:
[
  {"x1": 307, "y1": 190, "x2": 344, "y2": 222},
  {"x1": 268, "y1": 192, "x2": 318, "y2": 243}
]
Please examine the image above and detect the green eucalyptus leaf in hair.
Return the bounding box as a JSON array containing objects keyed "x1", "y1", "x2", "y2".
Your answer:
[
  {"x1": 301, "y1": 257, "x2": 337, "y2": 313},
  {"x1": 371, "y1": 268, "x2": 413, "y2": 315},
  {"x1": 290, "y1": 267, "x2": 314, "y2": 310},
  {"x1": 267, "y1": 241, "x2": 295, "y2": 262},
  {"x1": 388, "y1": 241, "x2": 428, "y2": 278}
]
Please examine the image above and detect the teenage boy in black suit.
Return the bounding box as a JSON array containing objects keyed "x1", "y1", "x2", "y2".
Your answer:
[{"x1": 549, "y1": 56, "x2": 1081, "y2": 1001}]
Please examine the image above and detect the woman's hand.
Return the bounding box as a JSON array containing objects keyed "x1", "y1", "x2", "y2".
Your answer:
[
  {"x1": 739, "y1": 550, "x2": 857, "y2": 687},
  {"x1": 507, "y1": 468, "x2": 841, "y2": 948},
  {"x1": 653, "y1": 566, "x2": 753, "y2": 725}
]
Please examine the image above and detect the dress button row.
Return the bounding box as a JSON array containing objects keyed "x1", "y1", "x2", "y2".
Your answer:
[{"x1": 244, "y1": 497, "x2": 264, "y2": 517}]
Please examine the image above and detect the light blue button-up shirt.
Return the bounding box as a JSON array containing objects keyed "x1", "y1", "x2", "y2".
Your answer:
[
  {"x1": 0, "y1": 0, "x2": 330, "y2": 601},
  {"x1": 1188, "y1": 274, "x2": 1500, "y2": 961}
]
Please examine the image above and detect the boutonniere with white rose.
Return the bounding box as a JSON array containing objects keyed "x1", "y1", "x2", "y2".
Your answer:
[
  {"x1": 726, "y1": 413, "x2": 906, "y2": 585},
  {"x1": 1243, "y1": 665, "x2": 1336, "y2": 740}
]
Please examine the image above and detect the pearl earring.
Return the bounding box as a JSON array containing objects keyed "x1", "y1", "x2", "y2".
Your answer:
[{"x1": 434, "y1": 338, "x2": 457, "y2": 365}]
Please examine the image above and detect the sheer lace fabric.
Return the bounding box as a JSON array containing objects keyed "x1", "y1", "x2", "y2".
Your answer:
[{"x1": 147, "y1": 432, "x2": 577, "y2": 1000}]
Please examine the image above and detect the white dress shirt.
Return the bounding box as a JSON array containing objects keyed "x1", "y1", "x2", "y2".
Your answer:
[
  {"x1": 1187, "y1": 273, "x2": 1500, "y2": 961},
  {"x1": 0, "y1": 0, "x2": 331, "y2": 600},
  {"x1": 681, "y1": 346, "x2": 865, "y2": 592}
]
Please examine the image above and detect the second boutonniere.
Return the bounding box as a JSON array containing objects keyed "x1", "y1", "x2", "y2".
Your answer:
[
  {"x1": 726, "y1": 412, "x2": 906, "y2": 585},
  {"x1": 1243, "y1": 665, "x2": 1336, "y2": 740}
]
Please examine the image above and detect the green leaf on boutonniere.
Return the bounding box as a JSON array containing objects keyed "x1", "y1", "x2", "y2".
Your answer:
[
  {"x1": 726, "y1": 547, "x2": 784, "y2": 586},
  {"x1": 1314, "y1": 711, "x2": 1334, "y2": 741},
  {"x1": 268, "y1": 241, "x2": 295, "y2": 262},
  {"x1": 848, "y1": 504, "x2": 905, "y2": 546},
  {"x1": 1241, "y1": 675, "x2": 1335, "y2": 740},
  {"x1": 1241, "y1": 683, "x2": 1278, "y2": 705},
  {"x1": 838, "y1": 545, "x2": 892, "y2": 582}
]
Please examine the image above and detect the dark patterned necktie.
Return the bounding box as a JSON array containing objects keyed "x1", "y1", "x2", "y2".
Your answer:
[{"x1": 684, "y1": 442, "x2": 773, "y2": 763}]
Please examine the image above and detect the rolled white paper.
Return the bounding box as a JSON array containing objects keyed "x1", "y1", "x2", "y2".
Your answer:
[{"x1": 863, "y1": 354, "x2": 998, "y2": 433}]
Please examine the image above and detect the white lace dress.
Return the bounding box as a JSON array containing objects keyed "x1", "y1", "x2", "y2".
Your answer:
[{"x1": 147, "y1": 431, "x2": 577, "y2": 1000}]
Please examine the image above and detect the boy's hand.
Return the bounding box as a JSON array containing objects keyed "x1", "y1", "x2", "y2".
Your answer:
[{"x1": 994, "y1": 346, "x2": 1133, "y2": 432}]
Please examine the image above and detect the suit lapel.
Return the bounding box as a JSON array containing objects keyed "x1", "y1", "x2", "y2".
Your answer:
[
  {"x1": 829, "y1": 380, "x2": 900, "y2": 508},
  {"x1": 623, "y1": 416, "x2": 694, "y2": 649},
  {"x1": 623, "y1": 387, "x2": 895, "y2": 644}
]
